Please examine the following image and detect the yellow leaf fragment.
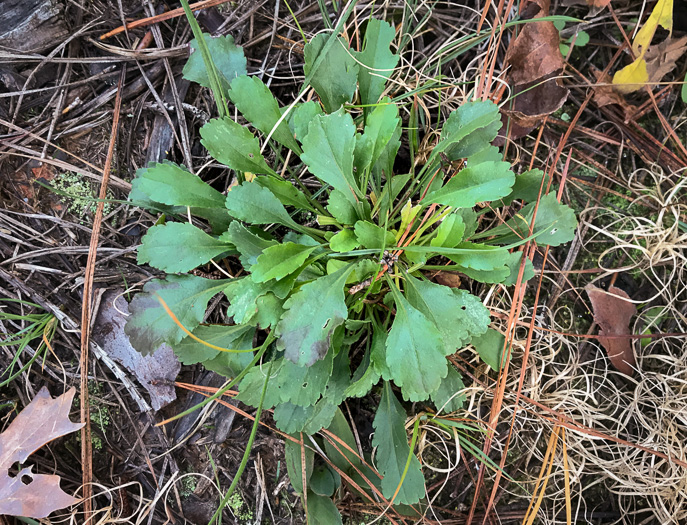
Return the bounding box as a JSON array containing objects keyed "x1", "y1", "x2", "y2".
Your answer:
[
  {"x1": 633, "y1": 0, "x2": 673, "y2": 56},
  {"x1": 612, "y1": 58, "x2": 649, "y2": 94},
  {"x1": 612, "y1": 0, "x2": 673, "y2": 93}
]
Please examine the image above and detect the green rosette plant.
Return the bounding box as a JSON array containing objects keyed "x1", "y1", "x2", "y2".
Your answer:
[{"x1": 125, "y1": 17, "x2": 577, "y2": 521}]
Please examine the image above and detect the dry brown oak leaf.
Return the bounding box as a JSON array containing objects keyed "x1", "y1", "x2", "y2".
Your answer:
[
  {"x1": 586, "y1": 285, "x2": 637, "y2": 376},
  {"x1": 0, "y1": 387, "x2": 83, "y2": 518}
]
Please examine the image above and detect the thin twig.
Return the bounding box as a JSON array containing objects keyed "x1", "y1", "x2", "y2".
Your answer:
[{"x1": 79, "y1": 66, "x2": 126, "y2": 521}]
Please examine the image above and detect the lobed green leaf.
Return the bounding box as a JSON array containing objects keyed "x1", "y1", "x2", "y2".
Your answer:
[{"x1": 138, "y1": 222, "x2": 233, "y2": 274}]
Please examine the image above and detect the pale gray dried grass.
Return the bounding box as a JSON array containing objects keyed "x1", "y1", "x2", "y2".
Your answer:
[{"x1": 471, "y1": 166, "x2": 687, "y2": 524}]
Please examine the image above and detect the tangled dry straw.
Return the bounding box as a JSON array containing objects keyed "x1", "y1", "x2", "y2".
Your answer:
[{"x1": 471, "y1": 166, "x2": 687, "y2": 524}]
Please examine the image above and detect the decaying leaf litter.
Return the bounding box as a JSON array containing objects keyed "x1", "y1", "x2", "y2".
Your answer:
[{"x1": 1, "y1": 0, "x2": 686, "y2": 523}]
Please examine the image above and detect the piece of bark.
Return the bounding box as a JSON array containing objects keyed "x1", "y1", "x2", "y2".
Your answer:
[{"x1": 0, "y1": 0, "x2": 69, "y2": 53}]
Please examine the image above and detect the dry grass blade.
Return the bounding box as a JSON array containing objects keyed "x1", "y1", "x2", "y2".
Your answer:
[{"x1": 78, "y1": 66, "x2": 125, "y2": 521}]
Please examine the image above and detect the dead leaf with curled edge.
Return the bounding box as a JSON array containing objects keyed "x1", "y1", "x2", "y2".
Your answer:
[
  {"x1": 585, "y1": 285, "x2": 637, "y2": 376},
  {"x1": 502, "y1": 0, "x2": 569, "y2": 139},
  {"x1": 0, "y1": 387, "x2": 83, "y2": 518}
]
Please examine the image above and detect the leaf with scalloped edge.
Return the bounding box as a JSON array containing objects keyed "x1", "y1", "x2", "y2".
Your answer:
[
  {"x1": 403, "y1": 274, "x2": 490, "y2": 354},
  {"x1": 372, "y1": 382, "x2": 425, "y2": 505},
  {"x1": 228, "y1": 75, "x2": 301, "y2": 152},
  {"x1": 183, "y1": 33, "x2": 246, "y2": 91},
  {"x1": 277, "y1": 264, "x2": 356, "y2": 366},
  {"x1": 251, "y1": 242, "x2": 317, "y2": 283},
  {"x1": 422, "y1": 161, "x2": 515, "y2": 209},
  {"x1": 304, "y1": 34, "x2": 358, "y2": 112},
  {"x1": 224, "y1": 181, "x2": 299, "y2": 229},
  {"x1": 385, "y1": 287, "x2": 446, "y2": 401},
  {"x1": 300, "y1": 110, "x2": 361, "y2": 204},
  {"x1": 125, "y1": 275, "x2": 230, "y2": 355},
  {"x1": 173, "y1": 323, "x2": 255, "y2": 365},
  {"x1": 138, "y1": 222, "x2": 233, "y2": 273},
  {"x1": 201, "y1": 117, "x2": 278, "y2": 176},
  {"x1": 355, "y1": 19, "x2": 399, "y2": 109}
]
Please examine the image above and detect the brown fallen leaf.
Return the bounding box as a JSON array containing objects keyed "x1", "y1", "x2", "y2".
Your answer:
[
  {"x1": 591, "y1": 69, "x2": 637, "y2": 121},
  {"x1": 645, "y1": 36, "x2": 687, "y2": 84},
  {"x1": 502, "y1": 0, "x2": 569, "y2": 139},
  {"x1": 585, "y1": 285, "x2": 637, "y2": 376},
  {"x1": 0, "y1": 387, "x2": 84, "y2": 518}
]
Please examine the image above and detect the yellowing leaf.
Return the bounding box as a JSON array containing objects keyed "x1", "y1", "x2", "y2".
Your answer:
[
  {"x1": 633, "y1": 0, "x2": 673, "y2": 56},
  {"x1": 612, "y1": 58, "x2": 649, "y2": 94},
  {"x1": 612, "y1": 0, "x2": 673, "y2": 93}
]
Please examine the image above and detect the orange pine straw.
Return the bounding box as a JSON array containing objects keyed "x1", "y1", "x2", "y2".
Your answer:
[
  {"x1": 99, "y1": 0, "x2": 233, "y2": 40},
  {"x1": 153, "y1": 293, "x2": 255, "y2": 353},
  {"x1": 523, "y1": 425, "x2": 561, "y2": 525},
  {"x1": 561, "y1": 426, "x2": 572, "y2": 525}
]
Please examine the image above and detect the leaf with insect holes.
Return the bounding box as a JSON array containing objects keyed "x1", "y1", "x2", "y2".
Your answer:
[
  {"x1": 304, "y1": 34, "x2": 359, "y2": 113},
  {"x1": 183, "y1": 33, "x2": 246, "y2": 91},
  {"x1": 251, "y1": 242, "x2": 318, "y2": 283},
  {"x1": 471, "y1": 328, "x2": 506, "y2": 371},
  {"x1": 138, "y1": 222, "x2": 234, "y2": 273},
  {"x1": 276, "y1": 350, "x2": 334, "y2": 407},
  {"x1": 277, "y1": 264, "x2": 356, "y2": 366},
  {"x1": 220, "y1": 222, "x2": 277, "y2": 269},
  {"x1": 355, "y1": 19, "x2": 399, "y2": 109},
  {"x1": 354, "y1": 220, "x2": 396, "y2": 250},
  {"x1": 172, "y1": 323, "x2": 255, "y2": 365},
  {"x1": 474, "y1": 193, "x2": 577, "y2": 247},
  {"x1": 386, "y1": 289, "x2": 446, "y2": 401},
  {"x1": 0, "y1": 387, "x2": 83, "y2": 519},
  {"x1": 201, "y1": 117, "x2": 278, "y2": 176},
  {"x1": 372, "y1": 382, "x2": 426, "y2": 504},
  {"x1": 354, "y1": 100, "x2": 401, "y2": 174},
  {"x1": 301, "y1": 110, "x2": 361, "y2": 204},
  {"x1": 431, "y1": 366, "x2": 466, "y2": 413},
  {"x1": 228, "y1": 75, "x2": 301, "y2": 153},
  {"x1": 125, "y1": 275, "x2": 230, "y2": 355},
  {"x1": 423, "y1": 161, "x2": 515, "y2": 208},
  {"x1": 437, "y1": 101, "x2": 502, "y2": 160},
  {"x1": 254, "y1": 176, "x2": 315, "y2": 212},
  {"x1": 224, "y1": 181, "x2": 299, "y2": 229},
  {"x1": 403, "y1": 274, "x2": 490, "y2": 353}
]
